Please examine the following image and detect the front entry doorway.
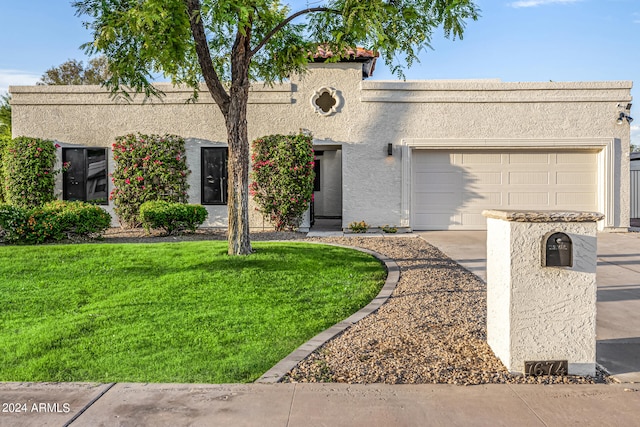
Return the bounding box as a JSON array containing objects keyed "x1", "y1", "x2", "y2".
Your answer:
[{"x1": 311, "y1": 147, "x2": 342, "y2": 230}]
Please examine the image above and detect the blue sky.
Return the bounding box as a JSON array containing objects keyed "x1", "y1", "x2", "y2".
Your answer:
[{"x1": 1, "y1": 0, "x2": 638, "y2": 142}]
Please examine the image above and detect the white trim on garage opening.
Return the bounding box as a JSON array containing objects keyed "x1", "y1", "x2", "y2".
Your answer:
[{"x1": 399, "y1": 138, "x2": 616, "y2": 230}]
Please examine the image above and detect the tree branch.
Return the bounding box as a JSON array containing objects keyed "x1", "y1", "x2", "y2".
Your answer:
[
  {"x1": 249, "y1": 7, "x2": 340, "y2": 58},
  {"x1": 185, "y1": 0, "x2": 231, "y2": 115}
]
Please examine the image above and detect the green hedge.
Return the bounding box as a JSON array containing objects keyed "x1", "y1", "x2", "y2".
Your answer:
[
  {"x1": 0, "y1": 204, "x2": 26, "y2": 242},
  {"x1": 0, "y1": 134, "x2": 10, "y2": 203},
  {"x1": 0, "y1": 200, "x2": 111, "y2": 244},
  {"x1": 2, "y1": 137, "x2": 59, "y2": 208},
  {"x1": 139, "y1": 201, "x2": 208, "y2": 235}
]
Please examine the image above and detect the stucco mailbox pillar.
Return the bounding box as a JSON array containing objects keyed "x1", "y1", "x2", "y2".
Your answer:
[{"x1": 482, "y1": 210, "x2": 604, "y2": 377}]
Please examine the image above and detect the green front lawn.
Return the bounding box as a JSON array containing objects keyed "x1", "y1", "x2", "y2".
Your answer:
[{"x1": 0, "y1": 241, "x2": 385, "y2": 383}]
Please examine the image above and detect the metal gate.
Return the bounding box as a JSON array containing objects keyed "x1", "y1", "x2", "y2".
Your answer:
[{"x1": 632, "y1": 170, "x2": 640, "y2": 218}]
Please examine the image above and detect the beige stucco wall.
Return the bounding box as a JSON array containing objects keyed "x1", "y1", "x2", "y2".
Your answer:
[{"x1": 10, "y1": 63, "x2": 633, "y2": 230}]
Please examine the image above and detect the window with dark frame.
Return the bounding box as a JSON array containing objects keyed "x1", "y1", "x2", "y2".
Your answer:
[
  {"x1": 313, "y1": 159, "x2": 321, "y2": 192},
  {"x1": 62, "y1": 148, "x2": 108, "y2": 205},
  {"x1": 201, "y1": 147, "x2": 228, "y2": 205}
]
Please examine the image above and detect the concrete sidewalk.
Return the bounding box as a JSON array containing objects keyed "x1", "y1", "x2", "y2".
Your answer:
[
  {"x1": 419, "y1": 230, "x2": 640, "y2": 383},
  {"x1": 1, "y1": 382, "x2": 639, "y2": 426}
]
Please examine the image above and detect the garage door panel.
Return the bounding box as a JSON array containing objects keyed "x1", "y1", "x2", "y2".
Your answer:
[
  {"x1": 413, "y1": 152, "x2": 452, "y2": 166},
  {"x1": 414, "y1": 192, "x2": 462, "y2": 209},
  {"x1": 414, "y1": 185, "x2": 461, "y2": 195},
  {"x1": 461, "y1": 153, "x2": 502, "y2": 164},
  {"x1": 509, "y1": 172, "x2": 549, "y2": 185},
  {"x1": 508, "y1": 192, "x2": 549, "y2": 206},
  {"x1": 414, "y1": 213, "x2": 460, "y2": 228},
  {"x1": 415, "y1": 188, "x2": 503, "y2": 209},
  {"x1": 470, "y1": 172, "x2": 502, "y2": 185},
  {"x1": 509, "y1": 153, "x2": 550, "y2": 164},
  {"x1": 412, "y1": 149, "x2": 597, "y2": 230},
  {"x1": 472, "y1": 192, "x2": 502, "y2": 205},
  {"x1": 557, "y1": 152, "x2": 594, "y2": 164},
  {"x1": 413, "y1": 172, "x2": 461, "y2": 187},
  {"x1": 556, "y1": 172, "x2": 596, "y2": 185},
  {"x1": 556, "y1": 192, "x2": 598, "y2": 206},
  {"x1": 461, "y1": 213, "x2": 487, "y2": 227}
]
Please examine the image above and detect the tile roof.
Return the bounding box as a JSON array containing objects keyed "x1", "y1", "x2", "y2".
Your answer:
[
  {"x1": 311, "y1": 45, "x2": 379, "y2": 78},
  {"x1": 312, "y1": 45, "x2": 379, "y2": 61}
]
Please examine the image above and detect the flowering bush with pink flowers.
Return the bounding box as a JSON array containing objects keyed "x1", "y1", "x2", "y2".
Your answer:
[
  {"x1": 250, "y1": 133, "x2": 315, "y2": 231},
  {"x1": 110, "y1": 133, "x2": 190, "y2": 227},
  {"x1": 2, "y1": 137, "x2": 60, "y2": 208}
]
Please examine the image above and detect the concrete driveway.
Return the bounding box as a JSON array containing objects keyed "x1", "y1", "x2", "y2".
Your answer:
[{"x1": 419, "y1": 230, "x2": 640, "y2": 383}]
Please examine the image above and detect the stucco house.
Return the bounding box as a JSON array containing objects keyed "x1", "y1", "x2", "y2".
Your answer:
[
  {"x1": 631, "y1": 152, "x2": 640, "y2": 221},
  {"x1": 9, "y1": 56, "x2": 633, "y2": 232}
]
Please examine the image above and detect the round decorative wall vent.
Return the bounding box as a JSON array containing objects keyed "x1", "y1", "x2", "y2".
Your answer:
[{"x1": 311, "y1": 87, "x2": 342, "y2": 116}]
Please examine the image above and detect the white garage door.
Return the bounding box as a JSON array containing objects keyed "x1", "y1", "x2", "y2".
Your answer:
[{"x1": 412, "y1": 150, "x2": 598, "y2": 230}]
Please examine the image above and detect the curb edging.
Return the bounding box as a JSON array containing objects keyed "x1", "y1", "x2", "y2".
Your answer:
[{"x1": 255, "y1": 243, "x2": 400, "y2": 383}]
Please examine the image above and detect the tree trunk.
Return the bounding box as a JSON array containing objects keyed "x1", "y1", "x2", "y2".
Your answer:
[
  {"x1": 185, "y1": 0, "x2": 253, "y2": 255},
  {"x1": 226, "y1": 29, "x2": 253, "y2": 256},
  {"x1": 226, "y1": 85, "x2": 252, "y2": 255}
]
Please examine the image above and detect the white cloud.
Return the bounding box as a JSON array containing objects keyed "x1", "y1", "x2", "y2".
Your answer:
[
  {"x1": 0, "y1": 69, "x2": 40, "y2": 95},
  {"x1": 508, "y1": 0, "x2": 583, "y2": 8}
]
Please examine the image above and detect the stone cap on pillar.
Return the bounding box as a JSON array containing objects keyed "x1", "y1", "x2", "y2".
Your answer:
[{"x1": 482, "y1": 210, "x2": 605, "y2": 223}]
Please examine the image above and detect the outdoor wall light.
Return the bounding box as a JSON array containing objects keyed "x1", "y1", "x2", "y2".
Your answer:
[
  {"x1": 617, "y1": 112, "x2": 634, "y2": 125},
  {"x1": 387, "y1": 143, "x2": 393, "y2": 156}
]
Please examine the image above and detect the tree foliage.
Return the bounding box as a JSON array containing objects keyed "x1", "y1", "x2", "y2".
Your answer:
[
  {"x1": 73, "y1": 0, "x2": 480, "y2": 254},
  {"x1": 38, "y1": 56, "x2": 110, "y2": 85}
]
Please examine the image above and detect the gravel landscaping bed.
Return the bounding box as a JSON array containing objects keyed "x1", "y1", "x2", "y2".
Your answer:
[
  {"x1": 89, "y1": 229, "x2": 611, "y2": 384},
  {"x1": 282, "y1": 236, "x2": 610, "y2": 385}
]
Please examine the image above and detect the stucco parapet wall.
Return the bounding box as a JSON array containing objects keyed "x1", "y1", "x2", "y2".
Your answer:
[
  {"x1": 482, "y1": 210, "x2": 605, "y2": 223},
  {"x1": 360, "y1": 80, "x2": 633, "y2": 103},
  {"x1": 9, "y1": 82, "x2": 294, "y2": 105}
]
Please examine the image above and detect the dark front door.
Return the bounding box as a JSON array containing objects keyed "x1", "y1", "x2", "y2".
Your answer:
[
  {"x1": 202, "y1": 147, "x2": 228, "y2": 205},
  {"x1": 63, "y1": 148, "x2": 86, "y2": 201},
  {"x1": 63, "y1": 148, "x2": 108, "y2": 204},
  {"x1": 86, "y1": 149, "x2": 108, "y2": 203}
]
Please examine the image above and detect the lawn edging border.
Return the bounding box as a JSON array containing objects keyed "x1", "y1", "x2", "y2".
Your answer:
[{"x1": 255, "y1": 242, "x2": 400, "y2": 383}]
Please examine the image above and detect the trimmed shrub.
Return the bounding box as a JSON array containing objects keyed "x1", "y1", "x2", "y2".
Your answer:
[
  {"x1": 250, "y1": 133, "x2": 315, "y2": 231},
  {"x1": 2, "y1": 137, "x2": 60, "y2": 208},
  {"x1": 348, "y1": 220, "x2": 369, "y2": 233},
  {"x1": 110, "y1": 133, "x2": 190, "y2": 228},
  {"x1": 139, "y1": 200, "x2": 208, "y2": 235},
  {"x1": 0, "y1": 134, "x2": 11, "y2": 203},
  {"x1": 0, "y1": 203, "x2": 28, "y2": 242},
  {"x1": 0, "y1": 200, "x2": 111, "y2": 244}
]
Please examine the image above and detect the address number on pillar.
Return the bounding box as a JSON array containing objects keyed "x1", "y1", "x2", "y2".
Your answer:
[{"x1": 524, "y1": 360, "x2": 568, "y2": 376}]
